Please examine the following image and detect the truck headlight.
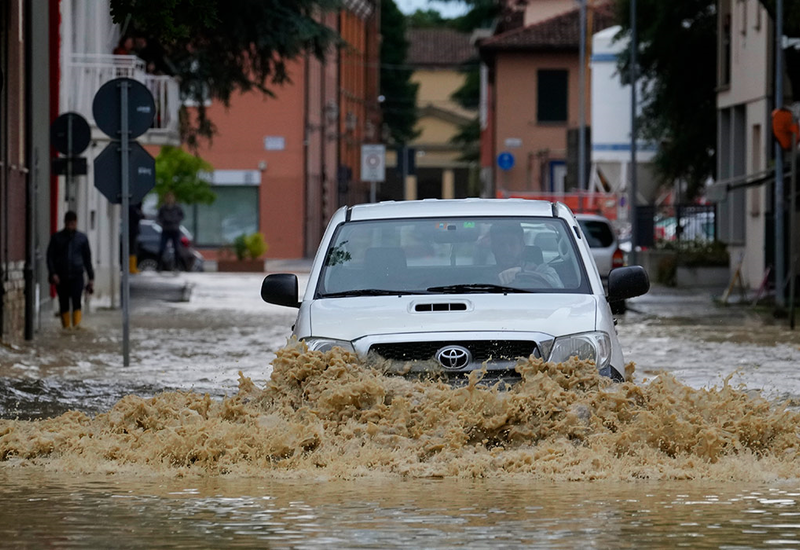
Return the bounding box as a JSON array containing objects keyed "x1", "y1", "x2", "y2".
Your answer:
[
  {"x1": 548, "y1": 331, "x2": 611, "y2": 368},
  {"x1": 302, "y1": 337, "x2": 355, "y2": 353}
]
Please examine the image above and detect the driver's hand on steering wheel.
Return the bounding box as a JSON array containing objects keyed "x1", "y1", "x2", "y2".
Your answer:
[{"x1": 498, "y1": 267, "x2": 522, "y2": 284}]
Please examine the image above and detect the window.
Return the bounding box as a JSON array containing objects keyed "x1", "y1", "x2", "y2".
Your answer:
[
  {"x1": 578, "y1": 220, "x2": 615, "y2": 248},
  {"x1": 720, "y1": 9, "x2": 732, "y2": 87},
  {"x1": 317, "y1": 216, "x2": 590, "y2": 295},
  {"x1": 537, "y1": 70, "x2": 568, "y2": 123},
  {"x1": 184, "y1": 186, "x2": 259, "y2": 246}
]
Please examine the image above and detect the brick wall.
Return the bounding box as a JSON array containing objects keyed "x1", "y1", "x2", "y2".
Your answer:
[{"x1": 2, "y1": 261, "x2": 26, "y2": 343}]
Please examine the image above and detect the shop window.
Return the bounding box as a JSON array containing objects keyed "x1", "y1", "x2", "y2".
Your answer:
[{"x1": 184, "y1": 186, "x2": 259, "y2": 246}]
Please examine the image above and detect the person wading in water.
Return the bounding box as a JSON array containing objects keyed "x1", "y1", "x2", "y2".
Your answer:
[{"x1": 46, "y1": 211, "x2": 95, "y2": 329}]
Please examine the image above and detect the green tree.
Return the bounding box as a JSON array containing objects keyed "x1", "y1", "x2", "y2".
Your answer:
[
  {"x1": 110, "y1": 0, "x2": 342, "y2": 147},
  {"x1": 154, "y1": 146, "x2": 216, "y2": 205},
  {"x1": 614, "y1": 0, "x2": 717, "y2": 200},
  {"x1": 447, "y1": 2, "x2": 493, "y2": 165},
  {"x1": 408, "y1": 8, "x2": 448, "y2": 28},
  {"x1": 380, "y1": 0, "x2": 419, "y2": 144}
]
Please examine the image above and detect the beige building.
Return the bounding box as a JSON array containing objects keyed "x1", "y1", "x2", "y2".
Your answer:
[
  {"x1": 386, "y1": 28, "x2": 477, "y2": 200},
  {"x1": 711, "y1": 0, "x2": 788, "y2": 291}
]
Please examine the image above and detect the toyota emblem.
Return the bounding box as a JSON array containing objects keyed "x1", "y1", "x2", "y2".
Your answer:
[{"x1": 435, "y1": 345, "x2": 472, "y2": 370}]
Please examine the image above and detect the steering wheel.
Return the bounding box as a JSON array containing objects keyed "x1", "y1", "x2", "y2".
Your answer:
[{"x1": 513, "y1": 270, "x2": 553, "y2": 288}]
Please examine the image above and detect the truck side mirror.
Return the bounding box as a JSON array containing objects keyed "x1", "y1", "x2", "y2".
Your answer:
[
  {"x1": 608, "y1": 266, "x2": 650, "y2": 302},
  {"x1": 261, "y1": 273, "x2": 300, "y2": 308}
]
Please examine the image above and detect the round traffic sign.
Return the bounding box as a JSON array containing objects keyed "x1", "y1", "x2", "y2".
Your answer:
[
  {"x1": 497, "y1": 152, "x2": 515, "y2": 171},
  {"x1": 50, "y1": 112, "x2": 91, "y2": 156},
  {"x1": 92, "y1": 78, "x2": 156, "y2": 139}
]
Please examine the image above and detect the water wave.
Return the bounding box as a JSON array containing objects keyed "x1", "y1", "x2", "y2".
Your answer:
[{"x1": 1, "y1": 340, "x2": 798, "y2": 480}]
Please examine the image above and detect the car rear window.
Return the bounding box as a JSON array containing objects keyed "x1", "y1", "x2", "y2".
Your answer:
[{"x1": 579, "y1": 220, "x2": 615, "y2": 248}]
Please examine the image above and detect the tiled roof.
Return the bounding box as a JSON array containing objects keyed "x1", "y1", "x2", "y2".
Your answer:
[
  {"x1": 479, "y1": 3, "x2": 617, "y2": 52},
  {"x1": 406, "y1": 28, "x2": 477, "y2": 67}
]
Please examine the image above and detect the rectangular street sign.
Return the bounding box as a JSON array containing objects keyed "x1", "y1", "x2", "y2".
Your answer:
[{"x1": 361, "y1": 144, "x2": 386, "y2": 182}]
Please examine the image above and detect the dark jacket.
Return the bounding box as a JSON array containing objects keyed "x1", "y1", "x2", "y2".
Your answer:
[
  {"x1": 47, "y1": 229, "x2": 94, "y2": 281},
  {"x1": 157, "y1": 203, "x2": 184, "y2": 232}
]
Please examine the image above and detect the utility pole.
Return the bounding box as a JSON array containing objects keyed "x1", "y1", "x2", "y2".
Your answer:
[
  {"x1": 629, "y1": 0, "x2": 638, "y2": 266},
  {"x1": 775, "y1": 0, "x2": 786, "y2": 308},
  {"x1": 578, "y1": 0, "x2": 587, "y2": 211}
]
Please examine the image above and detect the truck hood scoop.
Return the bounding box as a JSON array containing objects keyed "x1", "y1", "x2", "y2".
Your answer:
[{"x1": 414, "y1": 302, "x2": 468, "y2": 312}]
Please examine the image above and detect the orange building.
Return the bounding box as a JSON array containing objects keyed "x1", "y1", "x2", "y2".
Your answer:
[{"x1": 184, "y1": 2, "x2": 380, "y2": 262}]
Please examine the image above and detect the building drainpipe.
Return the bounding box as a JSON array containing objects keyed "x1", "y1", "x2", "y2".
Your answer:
[
  {"x1": 303, "y1": 51, "x2": 310, "y2": 257},
  {"x1": 1, "y1": 2, "x2": 9, "y2": 340}
]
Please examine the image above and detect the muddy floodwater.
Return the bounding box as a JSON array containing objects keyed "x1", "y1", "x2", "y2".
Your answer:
[
  {"x1": 6, "y1": 472, "x2": 800, "y2": 548},
  {"x1": 2, "y1": 273, "x2": 800, "y2": 547}
]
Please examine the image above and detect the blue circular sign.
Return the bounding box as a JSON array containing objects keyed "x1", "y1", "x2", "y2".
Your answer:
[{"x1": 497, "y1": 152, "x2": 515, "y2": 171}]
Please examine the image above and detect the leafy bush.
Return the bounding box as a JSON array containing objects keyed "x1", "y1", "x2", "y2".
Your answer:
[{"x1": 232, "y1": 232, "x2": 268, "y2": 260}]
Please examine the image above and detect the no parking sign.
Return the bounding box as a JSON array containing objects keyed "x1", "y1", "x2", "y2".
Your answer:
[{"x1": 361, "y1": 144, "x2": 386, "y2": 182}]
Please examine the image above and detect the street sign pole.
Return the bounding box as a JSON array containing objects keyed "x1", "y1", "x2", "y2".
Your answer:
[
  {"x1": 629, "y1": 0, "x2": 638, "y2": 267},
  {"x1": 92, "y1": 77, "x2": 156, "y2": 367},
  {"x1": 67, "y1": 113, "x2": 74, "y2": 210},
  {"x1": 775, "y1": 0, "x2": 786, "y2": 309},
  {"x1": 121, "y1": 81, "x2": 131, "y2": 367}
]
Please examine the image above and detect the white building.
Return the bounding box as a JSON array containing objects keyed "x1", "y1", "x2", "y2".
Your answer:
[
  {"x1": 58, "y1": 0, "x2": 181, "y2": 304},
  {"x1": 590, "y1": 25, "x2": 658, "y2": 222}
]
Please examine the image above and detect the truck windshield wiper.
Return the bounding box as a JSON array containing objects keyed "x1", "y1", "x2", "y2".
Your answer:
[
  {"x1": 322, "y1": 289, "x2": 426, "y2": 298},
  {"x1": 426, "y1": 284, "x2": 534, "y2": 294}
]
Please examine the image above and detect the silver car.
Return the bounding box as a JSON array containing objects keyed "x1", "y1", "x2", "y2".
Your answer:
[
  {"x1": 576, "y1": 213, "x2": 626, "y2": 314},
  {"x1": 262, "y1": 199, "x2": 649, "y2": 382}
]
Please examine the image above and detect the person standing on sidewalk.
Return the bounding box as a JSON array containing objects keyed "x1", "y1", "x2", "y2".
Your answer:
[
  {"x1": 46, "y1": 211, "x2": 94, "y2": 329},
  {"x1": 156, "y1": 191, "x2": 186, "y2": 271}
]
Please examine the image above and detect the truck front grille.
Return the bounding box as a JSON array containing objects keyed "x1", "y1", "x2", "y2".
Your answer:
[{"x1": 369, "y1": 340, "x2": 538, "y2": 363}]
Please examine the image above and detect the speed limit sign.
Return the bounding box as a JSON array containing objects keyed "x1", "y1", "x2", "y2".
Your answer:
[{"x1": 361, "y1": 144, "x2": 386, "y2": 182}]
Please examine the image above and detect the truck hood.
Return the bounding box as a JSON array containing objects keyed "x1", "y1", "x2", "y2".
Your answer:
[{"x1": 307, "y1": 293, "x2": 598, "y2": 341}]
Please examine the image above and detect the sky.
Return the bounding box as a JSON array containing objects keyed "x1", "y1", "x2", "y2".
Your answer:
[{"x1": 395, "y1": 0, "x2": 469, "y2": 18}]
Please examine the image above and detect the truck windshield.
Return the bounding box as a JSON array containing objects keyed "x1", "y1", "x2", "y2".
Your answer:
[{"x1": 317, "y1": 216, "x2": 590, "y2": 297}]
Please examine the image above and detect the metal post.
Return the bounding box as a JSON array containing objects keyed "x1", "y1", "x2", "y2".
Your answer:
[
  {"x1": 370, "y1": 180, "x2": 376, "y2": 203},
  {"x1": 629, "y1": 0, "x2": 638, "y2": 266},
  {"x1": 578, "y1": 0, "x2": 587, "y2": 212},
  {"x1": 790, "y1": 128, "x2": 796, "y2": 328},
  {"x1": 120, "y1": 81, "x2": 131, "y2": 366},
  {"x1": 67, "y1": 113, "x2": 73, "y2": 210},
  {"x1": 775, "y1": 0, "x2": 785, "y2": 308}
]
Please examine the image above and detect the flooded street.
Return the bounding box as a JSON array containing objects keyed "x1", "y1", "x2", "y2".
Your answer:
[
  {"x1": 5, "y1": 472, "x2": 800, "y2": 548},
  {"x1": 3, "y1": 273, "x2": 800, "y2": 547}
]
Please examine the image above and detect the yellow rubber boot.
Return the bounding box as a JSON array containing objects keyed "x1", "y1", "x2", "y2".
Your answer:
[
  {"x1": 129, "y1": 255, "x2": 139, "y2": 274},
  {"x1": 72, "y1": 310, "x2": 82, "y2": 329},
  {"x1": 60, "y1": 312, "x2": 71, "y2": 329}
]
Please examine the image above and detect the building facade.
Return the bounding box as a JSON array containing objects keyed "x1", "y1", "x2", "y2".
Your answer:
[
  {"x1": 712, "y1": 0, "x2": 776, "y2": 290},
  {"x1": 55, "y1": 0, "x2": 181, "y2": 305},
  {"x1": 188, "y1": 1, "x2": 380, "y2": 262},
  {"x1": 384, "y1": 27, "x2": 478, "y2": 201},
  {"x1": 0, "y1": 0, "x2": 51, "y2": 343}
]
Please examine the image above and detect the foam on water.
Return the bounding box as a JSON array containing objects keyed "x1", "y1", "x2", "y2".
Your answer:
[{"x1": 2, "y1": 340, "x2": 799, "y2": 480}]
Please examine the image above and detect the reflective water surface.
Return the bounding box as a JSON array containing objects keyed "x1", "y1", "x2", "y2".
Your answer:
[{"x1": 5, "y1": 471, "x2": 800, "y2": 548}]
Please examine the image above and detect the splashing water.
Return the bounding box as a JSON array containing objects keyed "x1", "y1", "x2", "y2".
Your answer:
[{"x1": 1, "y1": 339, "x2": 799, "y2": 481}]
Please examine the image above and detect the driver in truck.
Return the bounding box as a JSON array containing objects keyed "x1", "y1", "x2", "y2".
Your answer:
[{"x1": 490, "y1": 222, "x2": 563, "y2": 288}]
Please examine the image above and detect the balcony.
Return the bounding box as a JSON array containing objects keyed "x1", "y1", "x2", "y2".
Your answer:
[{"x1": 64, "y1": 53, "x2": 181, "y2": 145}]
